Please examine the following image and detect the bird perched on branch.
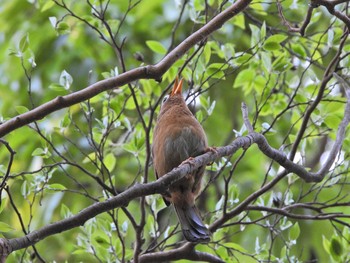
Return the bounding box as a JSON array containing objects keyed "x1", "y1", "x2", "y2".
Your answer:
[{"x1": 152, "y1": 77, "x2": 211, "y2": 243}]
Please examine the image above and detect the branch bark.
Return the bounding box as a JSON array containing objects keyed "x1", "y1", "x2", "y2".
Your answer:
[{"x1": 138, "y1": 243, "x2": 225, "y2": 263}]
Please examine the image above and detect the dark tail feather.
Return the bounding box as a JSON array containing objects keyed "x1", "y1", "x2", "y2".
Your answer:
[{"x1": 174, "y1": 204, "x2": 210, "y2": 243}]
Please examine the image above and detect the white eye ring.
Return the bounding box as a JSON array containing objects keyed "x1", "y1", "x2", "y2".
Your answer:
[{"x1": 162, "y1": 95, "x2": 169, "y2": 105}]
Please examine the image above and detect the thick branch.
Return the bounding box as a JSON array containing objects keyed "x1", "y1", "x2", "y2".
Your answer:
[
  {"x1": 138, "y1": 243, "x2": 225, "y2": 263},
  {"x1": 0, "y1": 0, "x2": 252, "y2": 138},
  {"x1": 312, "y1": 0, "x2": 350, "y2": 31}
]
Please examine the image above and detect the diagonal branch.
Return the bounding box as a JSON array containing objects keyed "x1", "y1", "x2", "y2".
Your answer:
[{"x1": 0, "y1": 0, "x2": 253, "y2": 139}]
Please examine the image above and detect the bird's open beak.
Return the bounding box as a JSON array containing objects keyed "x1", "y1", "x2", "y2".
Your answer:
[{"x1": 171, "y1": 77, "x2": 183, "y2": 96}]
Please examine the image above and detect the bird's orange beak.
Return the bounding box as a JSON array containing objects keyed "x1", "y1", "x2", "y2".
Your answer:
[{"x1": 171, "y1": 77, "x2": 183, "y2": 96}]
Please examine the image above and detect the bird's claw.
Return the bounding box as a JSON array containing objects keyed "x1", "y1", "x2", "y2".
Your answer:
[
  {"x1": 180, "y1": 157, "x2": 196, "y2": 166},
  {"x1": 206, "y1": 147, "x2": 218, "y2": 165}
]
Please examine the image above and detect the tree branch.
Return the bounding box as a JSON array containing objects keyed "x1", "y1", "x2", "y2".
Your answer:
[
  {"x1": 138, "y1": 243, "x2": 225, "y2": 263},
  {"x1": 312, "y1": 0, "x2": 350, "y2": 31},
  {"x1": 0, "y1": 0, "x2": 252, "y2": 139},
  {"x1": 246, "y1": 205, "x2": 350, "y2": 220}
]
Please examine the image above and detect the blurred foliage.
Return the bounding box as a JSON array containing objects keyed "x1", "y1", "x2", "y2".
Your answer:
[{"x1": 0, "y1": 0, "x2": 350, "y2": 262}]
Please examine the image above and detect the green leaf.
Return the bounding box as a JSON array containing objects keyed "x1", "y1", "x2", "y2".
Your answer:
[
  {"x1": 234, "y1": 68, "x2": 255, "y2": 88},
  {"x1": 21, "y1": 181, "x2": 28, "y2": 198},
  {"x1": 32, "y1": 148, "x2": 46, "y2": 156},
  {"x1": 207, "y1": 63, "x2": 228, "y2": 79},
  {"x1": 0, "y1": 195, "x2": 6, "y2": 214},
  {"x1": 289, "y1": 222, "x2": 300, "y2": 241},
  {"x1": 224, "y1": 242, "x2": 248, "y2": 253},
  {"x1": 56, "y1": 22, "x2": 70, "y2": 35},
  {"x1": 19, "y1": 34, "x2": 29, "y2": 53},
  {"x1": 104, "y1": 153, "x2": 116, "y2": 171},
  {"x1": 235, "y1": 53, "x2": 252, "y2": 64},
  {"x1": 322, "y1": 235, "x2": 331, "y2": 254},
  {"x1": 280, "y1": 246, "x2": 287, "y2": 260},
  {"x1": 324, "y1": 115, "x2": 342, "y2": 129},
  {"x1": 146, "y1": 40, "x2": 167, "y2": 55},
  {"x1": 60, "y1": 113, "x2": 71, "y2": 128},
  {"x1": 249, "y1": 24, "x2": 261, "y2": 46},
  {"x1": 41, "y1": 1, "x2": 55, "y2": 12},
  {"x1": 60, "y1": 204, "x2": 72, "y2": 218},
  {"x1": 272, "y1": 54, "x2": 291, "y2": 72},
  {"x1": 203, "y1": 43, "x2": 211, "y2": 64},
  {"x1": 233, "y1": 14, "x2": 245, "y2": 30},
  {"x1": 0, "y1": 222, "x2": 14, "y2": 233},
  {"x1": 263, "y1": 34, "x2": 287, "y2": 51},
  {"x1": 260, "y1": 21, "x2": 266, "y2": 39},
  {"x1": 123, "y1": 142, "x2": 138, "y2": 155},
  {"x1": 330, "y1": 237, "x2": 343, "y2": 258},
  {"x1": 263, "y1": 42, "x2": 280, "y2": 51},
  {"x1": 49, "y1": 83, "x2": 66, "y2": 92},
  {"x1": 15, "y1": 106, "x2": 29, "y2": 114},
  {"x1": 47, "y1": 184, "x2": 66, "y2": 190},
  {"x1": 291, "y1": 43, "x2": 307, "y2": 58},
  {"x1": 261, "y1": 52, "x2": 271, "y2": 72},
  {"x1": 266, "y1": 34, "x2": 288, "y2": 44}
]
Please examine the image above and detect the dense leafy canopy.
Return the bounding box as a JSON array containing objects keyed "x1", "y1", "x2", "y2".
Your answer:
[{"x1": 0, "y1": 0, "x2": 350, "y2": 262}]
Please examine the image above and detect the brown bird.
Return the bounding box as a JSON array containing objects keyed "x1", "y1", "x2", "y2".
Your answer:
[{"x1": 152, "y1": 77, "x2": 210, "y2": 243}]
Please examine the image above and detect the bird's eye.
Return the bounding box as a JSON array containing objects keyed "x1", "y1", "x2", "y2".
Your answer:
[{"x1": 161, "y1": 95, "x2": 169, "y2": 105}]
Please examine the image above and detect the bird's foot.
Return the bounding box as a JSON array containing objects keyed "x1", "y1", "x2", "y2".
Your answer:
[
  {"x1": 180, "y1": 157, "x2": 196, "y2": 167},
  {"x1": 206, "y1": 146, "x2": 218, "y2": 154},
  {"x1": 206, "y1": 147, "x2": 218, "y2": 165}
]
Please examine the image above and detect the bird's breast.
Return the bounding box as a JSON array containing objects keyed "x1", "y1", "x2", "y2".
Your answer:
[{"x1": 153, "y1": 106, "x2": 208, "y2": 176}]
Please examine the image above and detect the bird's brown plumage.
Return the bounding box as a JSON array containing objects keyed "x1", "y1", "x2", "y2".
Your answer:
[{"x1": 152, "y1": 78, "x2": 210, "y2": 243}]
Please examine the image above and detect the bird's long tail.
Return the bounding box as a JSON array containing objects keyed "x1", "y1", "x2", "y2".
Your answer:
[{"x1": 174, "y1": 204, "x2": 210, "y2": 243}]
